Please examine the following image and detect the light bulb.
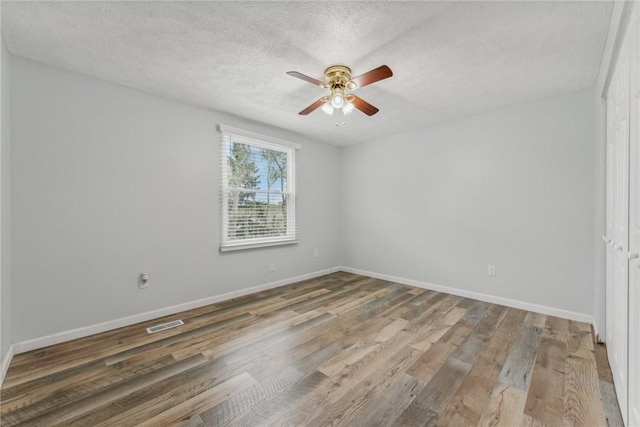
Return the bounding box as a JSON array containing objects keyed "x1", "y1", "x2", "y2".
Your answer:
[
  {"x1": 342, "y1": 102, "x2": 355, "y2": 115},
  {"x1": 330, "y1": 93, "x2": 344, "y2": 109},
  {"x1": 321, "y1": 103, "x2": 334, "y2": 115}
]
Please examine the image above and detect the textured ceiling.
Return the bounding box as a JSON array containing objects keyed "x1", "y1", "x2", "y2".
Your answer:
[{"x1": 1, "y1": 1, "x2": 612, "y2": 146}]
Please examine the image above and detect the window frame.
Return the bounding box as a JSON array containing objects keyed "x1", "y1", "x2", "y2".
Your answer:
[{"x1": 219, "y1": 125, "x2": 299, "y2": 252}]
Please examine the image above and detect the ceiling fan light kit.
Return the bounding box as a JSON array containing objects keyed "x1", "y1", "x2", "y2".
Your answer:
[
  {"x1": 331, "y1": 92, "x2": 345, "y2": 109},
  {"x1": 287, "y1": 64, "x2": 393, "y2": 118},
  {"x1": 321, "y1": 103, "x2": 334, "y2": 115}
]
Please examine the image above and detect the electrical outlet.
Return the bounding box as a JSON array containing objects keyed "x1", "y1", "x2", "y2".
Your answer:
[
  {"x1": 488, "y1": 265, "x2": 496, "y2": 276},
  {"x1": 313, "y1": 249, "x2": 319, "y2": 258},
  {"x1": 139, "y1": 273, "x2": 149, "y2": 289},
  {"x1": 269, "y1": 262, "x2": 275, "y2": 272}
]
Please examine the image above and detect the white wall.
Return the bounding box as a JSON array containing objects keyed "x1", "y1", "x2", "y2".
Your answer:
[
  {"x1": 1, "y1": 37, "x2": 12, "y2": 376},
  {"x1": 341, "y1": 90, "x2": 596, "y2": 316},
  {"x1": 10, "y1": 57, "x2": 341, "y2": 343}
]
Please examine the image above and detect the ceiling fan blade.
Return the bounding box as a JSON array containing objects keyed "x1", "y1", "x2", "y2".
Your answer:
[
  {"x1": 287, "y1": 71, "x2": 327, "y2": 88},
  {"x1": 298, "y1": 98, "x2": 327, "y2": 115},
  {"x1": 350, "y1": 65, "x2": 393, "y2": 89},
  {"x1": 351, "y1": 95, "x2": 379, "y2": 116}
]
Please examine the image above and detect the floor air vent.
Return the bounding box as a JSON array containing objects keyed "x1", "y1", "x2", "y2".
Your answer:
[{"x1": 146, "y1": 319, "x2": 184, "y2": 334}]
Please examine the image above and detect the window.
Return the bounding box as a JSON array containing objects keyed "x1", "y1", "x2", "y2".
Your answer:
[{"x1": 219, "y1": 125, "x2": 299, "y2": 251}]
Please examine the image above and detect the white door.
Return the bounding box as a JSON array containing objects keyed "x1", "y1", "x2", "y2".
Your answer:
[
  {"x1": 606, "y1": 87, "x2": 615, "y2": 352},
  {"x1": 627, "y1": 5, "x2": 640, "y2": 427},
  {"x1": 606, "y1": 22, "x2": 631, "y2": 425}
]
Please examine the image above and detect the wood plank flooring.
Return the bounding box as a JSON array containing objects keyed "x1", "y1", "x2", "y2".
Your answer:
[{"x1": 0, "y1": 272, "x2": 619, "y2": 426}]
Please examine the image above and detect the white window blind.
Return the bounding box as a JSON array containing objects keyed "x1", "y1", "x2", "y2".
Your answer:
[{"x1": 219, "y1": 126, "x2": 298, "y2": 251}]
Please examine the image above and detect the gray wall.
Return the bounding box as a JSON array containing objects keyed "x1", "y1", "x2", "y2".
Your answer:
[
  {"x1": 10, "y1": 57, "x2": 341, "y2": 342},
  {"x1": 340, "y1": 90, "x2": 596, "y2": 315},
  {"x1": 1, "y1": 38, "x2": 12, "y2": 373},
  {"x1": 7, "y1": 54, "x2": 598, "y2": 346}
]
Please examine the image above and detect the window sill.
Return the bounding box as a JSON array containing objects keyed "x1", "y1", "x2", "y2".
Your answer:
[{"x1": 220, "y1": 238, "x2": 298, "y2": 252}]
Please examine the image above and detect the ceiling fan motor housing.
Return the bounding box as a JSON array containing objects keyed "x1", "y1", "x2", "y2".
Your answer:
[{"x1": 324, "y1": 65, "x2": 352, "y2": 91}]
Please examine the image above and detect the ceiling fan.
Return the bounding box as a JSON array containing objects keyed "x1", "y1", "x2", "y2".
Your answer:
[{"x1": 287, "y1": 65, "x2": 393, "y2": 117}]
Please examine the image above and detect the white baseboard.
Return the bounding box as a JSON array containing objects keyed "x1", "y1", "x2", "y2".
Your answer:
[
  {"x1": 1, "y1": 344, "x2": 15, "y2": 386},
  {"x1": 340, "y1": 266, "x2": 595, "y2": 325},
  {"x1": 592, "y1": 319, "x2": 603, "y2": 343},
  {"x1": 10, "y1": 265, "x2": 597, "y2": 357},
  {"x1": 12, "y1": 267, "x2": 341, "y2": 355}
]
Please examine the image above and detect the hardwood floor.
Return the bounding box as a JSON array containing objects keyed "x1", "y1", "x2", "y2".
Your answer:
[{"x1": 0, "y1": 272, "x2": 619, "y2": 426}]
